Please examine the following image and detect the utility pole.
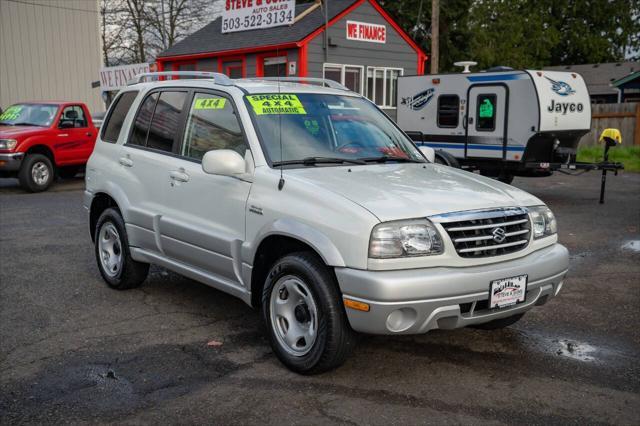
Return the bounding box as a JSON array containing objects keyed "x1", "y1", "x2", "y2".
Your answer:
[{"x1": 430, "y1": 0, "x2": 439, "y2": 74}]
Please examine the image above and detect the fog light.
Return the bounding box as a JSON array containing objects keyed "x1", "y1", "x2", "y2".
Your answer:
[{"x1": 386, "y1": 308, "x2": 418, "y2": 332}]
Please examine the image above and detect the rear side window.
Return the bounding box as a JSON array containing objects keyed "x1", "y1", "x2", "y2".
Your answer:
[
  {"x1": 476, "y1": 94, "x2": 497, "y2": 131},
  {"x1": 101, "y1": 91, "x2": 138, "y2": 143},
  {"x1": 437, "y1": 95, "x2": 459, "y2": 128},
  {"x1": 181, "y1": 93, "x2": 246, "y2": 161},
  {"x1": 130, "y1": 93, "x2": 158, "y2": 146},
  {"x1": 146, "y1": 92, "x2": 187, "y2": 152}
]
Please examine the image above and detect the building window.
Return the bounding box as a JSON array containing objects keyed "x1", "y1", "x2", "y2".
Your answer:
[
  {"x1": 367, "y1": 67, "x2": 403, "y2": 108},
  {"x1": 476, "y1": 94, "x2": 497, "y2": 131},
  {"x1": 323, "y1": 63, "x2": 364, "y2": 94},
  {"x1": 263, "y1": 56, "x2": 287, "y2": 77},
  {"x1": 437, "y1": 95, "x2": 460, "y2": 128}
]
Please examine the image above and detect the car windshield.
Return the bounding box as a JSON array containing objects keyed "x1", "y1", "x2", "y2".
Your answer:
[
  {"x1": 244, "y1": 93, "x2": 424, "y2": 166},
  {"x1": 0, "y1": 104, "x2": 58, "y2": 127}
]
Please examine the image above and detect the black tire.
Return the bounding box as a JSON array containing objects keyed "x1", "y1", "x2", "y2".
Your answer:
[
  {"x1": 58, "y1": 166, "x2": 79, "y2": 179},
  {"x1": 262, "y1": 251, "x2": 356, "y2": 374},
  {"x1": 18, "y1": 153, "x2": 54, "y2": 192},
  {"x1": 479, "y1": 169, "x2": 515, "y2": 185},
  {"x1": 94, "y1": 207, "x2": 149, "y2": 290},
  {"x1": 471, "y1": 313, "x2": 525, "y2": 330},
  {"x1": 434, "y1": 150, "x2": 461, "y2": 168}
]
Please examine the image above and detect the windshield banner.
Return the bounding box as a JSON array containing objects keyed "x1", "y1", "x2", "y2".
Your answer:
[
  {"x1": 0, "y1": 106, "x2": 23, "y2": 121},
  {"x1": 247, "y1": 94, "x2": 306, "y2": 115}
]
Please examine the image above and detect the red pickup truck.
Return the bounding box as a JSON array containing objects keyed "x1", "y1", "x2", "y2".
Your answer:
[{"x1": 0, "y1": 102, "x2": 97, "y2": 192}]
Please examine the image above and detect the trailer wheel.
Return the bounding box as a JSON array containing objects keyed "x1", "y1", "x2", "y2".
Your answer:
[
  {"x1": 480, "y1": 169, "x2": 515, "y2": 184},
  {"x1": 434, "y1": 150, "x2": 460, "y2": 168}
]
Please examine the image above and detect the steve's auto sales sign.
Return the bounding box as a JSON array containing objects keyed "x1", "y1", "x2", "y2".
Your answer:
[
  {"x1": 222, "y1": 0, "x2": 295, "y2": 33},
  {"x1": 346, "y1": 20, "x2": 387, "y2": 43}
]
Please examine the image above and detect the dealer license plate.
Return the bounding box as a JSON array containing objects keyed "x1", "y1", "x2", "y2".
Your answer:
[{"x1": 489, "y1": 275, "x2": 527, "y2": 309}]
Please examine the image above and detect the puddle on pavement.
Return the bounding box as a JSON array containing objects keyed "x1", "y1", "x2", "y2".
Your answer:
[
  {"x1": 515, "y1": 331, "x2": 606, "y2": 363},
  {"x1": 553, "y1": 339, "x2": 597, "y2": 361},
  {"x1": 621, "y1": 240, "x2": 640, "y2": 253}
]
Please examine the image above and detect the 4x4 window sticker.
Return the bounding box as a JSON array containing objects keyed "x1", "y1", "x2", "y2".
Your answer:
[{"x1": 247, "y1": 94, "x2": 307, "y2": 115}]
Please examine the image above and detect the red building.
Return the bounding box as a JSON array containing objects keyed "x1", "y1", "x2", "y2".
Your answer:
[{"x1": 156, "y1": 0, "x2": 427, "y2": 120}]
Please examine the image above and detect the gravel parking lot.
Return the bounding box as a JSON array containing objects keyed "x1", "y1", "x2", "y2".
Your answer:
[{"x1": 1, "y1": 171, "x2": 639, "y2": 425}]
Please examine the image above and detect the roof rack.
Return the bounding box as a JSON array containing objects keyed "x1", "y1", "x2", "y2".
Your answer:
[
  {"x1": 258, "y1": 77, "x2": 349, "y2": 91},
  {"x1": 128, "y1": 71, "x2": 233, "y2": 86}
]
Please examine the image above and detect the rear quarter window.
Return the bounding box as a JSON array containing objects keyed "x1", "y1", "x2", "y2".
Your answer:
[{"x1": 101, "y1": 91, "x2": 139, "y2": 143}]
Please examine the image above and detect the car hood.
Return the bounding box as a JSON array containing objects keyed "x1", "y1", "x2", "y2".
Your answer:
[
  {"x1": 0, "y1": 125, "x2": 46, "y2": 138},
  {"x1": 286, "y1": 163, "x2": 543, "y2": 221}
]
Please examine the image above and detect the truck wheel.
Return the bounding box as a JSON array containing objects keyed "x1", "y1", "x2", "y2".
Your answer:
[
  {"x1": 262, "y1": 252, "x2": 356, "y2": 374},
  {"x1": 434, "y1": 150, "x2": 461, "y2": 168},
  {"x1": 18, "y1": 154, "x2": 54, "y2": 192},
  {"x1": 471, "y1": 313, "x2": 525, "y2": 330},
  {"x1": 94, "y1": 208, "x2": 149, "y2": 290}
]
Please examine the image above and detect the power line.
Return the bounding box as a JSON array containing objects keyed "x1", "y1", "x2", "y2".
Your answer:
[{"x1": 2, "y1": 0, "x2": 99, "y2": 14}]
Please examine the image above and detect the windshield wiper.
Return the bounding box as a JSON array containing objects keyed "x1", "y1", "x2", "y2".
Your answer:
[
  {"x1": 273, "y1": 157, "x2": 366, "y2": 166},
  {"x1": 359, "y1": 155, "x2": 425, "y2": 163}
]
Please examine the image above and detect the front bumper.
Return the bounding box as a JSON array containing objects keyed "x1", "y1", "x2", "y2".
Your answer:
[
  {"x1": 336, "y1": 243, "x2": 569, "y2": 334},
  {"x1": 0, "y1": 152, "x2": 24, "y2": 173}
]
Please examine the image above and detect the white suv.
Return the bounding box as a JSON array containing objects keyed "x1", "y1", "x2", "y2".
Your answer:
[{"x1": 85, "y1": 72, "x2": 569, "y2": 374}]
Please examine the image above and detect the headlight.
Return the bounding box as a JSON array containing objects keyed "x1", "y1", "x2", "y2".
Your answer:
[
  {"x1": 529, "y1": 206, "x2": 557, "y2": 239},
  {"x1": 0, "y1": 139, "x2": 18, "y2": 150},
  {"x1": 369, "y1": 219, "x2": 444, "y2": 258}
]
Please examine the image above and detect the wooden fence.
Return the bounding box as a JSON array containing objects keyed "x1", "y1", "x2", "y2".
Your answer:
[{"x1": 578, "y1": 102, "x2": 640, "y2": 147}]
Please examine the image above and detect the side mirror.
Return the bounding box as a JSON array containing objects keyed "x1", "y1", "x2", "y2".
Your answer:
[
  {"x1": 419, "y1": 146, "x2": 436, "y2": 162},
  {"x1": 202, "y1": 149, "x2": 245, "y2": 176},
  {"x1": 59, "y1": 121, "x2": 74, "y2": 129}
]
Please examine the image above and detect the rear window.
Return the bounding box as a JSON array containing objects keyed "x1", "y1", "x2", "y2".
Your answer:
[{"x1": 101, "y1": 91, "x2": 138, "y2": 143}]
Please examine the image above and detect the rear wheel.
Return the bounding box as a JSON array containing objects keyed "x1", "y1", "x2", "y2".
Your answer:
[
  {"x1": 479, "y1": 169, "x2": 515, "y2": 184},
  {"x1": 434, "y1": 150, "x2": 461, "y2": 168},
  {"x1": 18, "y1": 154, "x2": 54, "y2": 192},
  {"x1": 262, "y1": 252, "x2": 356, "y2": 374},
  {"x1": 471, "y1": 313, "x2": 525, "y2": 330},
  {"x1": 94, "y1": 208, "x2": 149, "y2": 290}
]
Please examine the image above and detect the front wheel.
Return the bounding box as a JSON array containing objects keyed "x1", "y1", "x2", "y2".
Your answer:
[
  {"x1": 18, "y1": 153, "x2": 54, "y2": 192},
  {"x1": 94, "y1": 208, "x2": 149, "y2": 290},
  {"x1": 262, "y1": 252, "x2": 356, "y2": 374}
]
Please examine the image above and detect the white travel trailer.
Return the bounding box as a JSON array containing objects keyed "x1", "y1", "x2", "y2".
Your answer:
[{"x1": 397, "y1": 69, "x2": 593, "y2": 182}]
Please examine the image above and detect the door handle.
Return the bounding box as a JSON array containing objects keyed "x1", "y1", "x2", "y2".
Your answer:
[
  {"x1": 86, "y1": 132, "x2": 93, "y2": 137},
  {"x1": 119, "y1": 157, "x2": 133, "y2": 167},
  {"x1": 58, "y1": 133, "x2": 69, "y2": 137},
  {"x1": 169, "y1": 170, "x2": 190, "y2": 182}
]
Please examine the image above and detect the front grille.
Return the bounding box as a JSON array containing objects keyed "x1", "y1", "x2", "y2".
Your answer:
[{"x1": 435, "y1": 208, "x2": 531, "y2": 258}]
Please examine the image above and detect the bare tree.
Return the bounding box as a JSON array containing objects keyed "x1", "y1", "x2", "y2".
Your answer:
[{"x1": 101, "y1": 0, "x2": 224, "y2": 66}]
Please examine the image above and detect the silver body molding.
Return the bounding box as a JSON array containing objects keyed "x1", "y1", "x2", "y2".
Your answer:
[{"x1": 336, "y1": 244, "x2": 569, "y2": 334}]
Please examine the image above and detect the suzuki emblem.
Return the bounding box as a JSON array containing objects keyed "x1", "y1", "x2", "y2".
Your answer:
[{"x1": 492, "y1": 227, "x2": 507, "y2": 243}]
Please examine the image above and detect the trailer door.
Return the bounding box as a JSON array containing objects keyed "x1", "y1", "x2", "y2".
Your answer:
[{"x1": 466, "y1": 86, "x2": 507, "y2": 159}]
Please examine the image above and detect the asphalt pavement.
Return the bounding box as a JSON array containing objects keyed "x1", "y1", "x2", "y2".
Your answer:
[{"x1": 0, "y1": 171, "x2": 639, "y2": 425}]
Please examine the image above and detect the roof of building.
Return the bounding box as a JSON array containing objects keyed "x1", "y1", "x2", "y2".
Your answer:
[
  {"x1": 544, "y1": 62, "x2": 638, "y2": 96},
  {"x1": 612, "y1": 70, "x2": 640, "y2": 88},
  {"x1": 158, "y1": 0, "x2": 358, "y2": 59}
]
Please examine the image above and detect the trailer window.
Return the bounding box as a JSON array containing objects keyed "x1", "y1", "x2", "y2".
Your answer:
[
  {"x1": 476, "y1": 94, "x2": 496, "y2": 131},
  {"x1": 437, "y1": 95, "x2": 459, "y2": 128}
]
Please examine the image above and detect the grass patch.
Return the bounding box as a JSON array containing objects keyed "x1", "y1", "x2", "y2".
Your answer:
[{"x1": 577, "y1": 145, "x2": 640, "y2": 172}]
